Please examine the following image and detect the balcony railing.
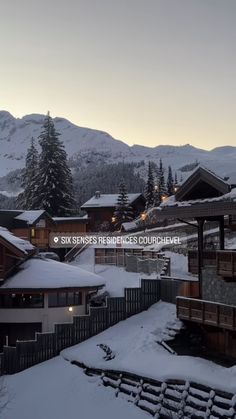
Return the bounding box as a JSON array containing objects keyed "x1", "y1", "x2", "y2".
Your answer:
[{"x1": 177, "y1": 297, "x2": 236, "y2": 331}]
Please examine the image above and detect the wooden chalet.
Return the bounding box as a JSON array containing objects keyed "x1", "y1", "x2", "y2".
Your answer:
[
  {"x1": 0, "y1": 210, "x2": 88, "y2": 253},
  {"x1": 156, "y1": 166, "x2": 236, "y2": 357},
  {"x1": 81, "y1": 191, "x2": 145, "y2": 231},
  {"x1": 0, "y1": 228, "x2": 104, "y2": 349}
]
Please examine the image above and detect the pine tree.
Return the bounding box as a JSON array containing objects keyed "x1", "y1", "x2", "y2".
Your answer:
[
  {"x1": 113, "y1": 181, "x2": 133, "y2": 229},
  {"x1": 32, "y1": 112, "x2": 76, "y2": 216},
  {"x1": 145, "y1": 162, "x2": 155, "y2": 209},
  {"x1": 174, "y1": 172, "x2": 178, "y2": 185},
  {"x1": 17, "y1": 138, "x2": 39, "y2": 209},
  {"x1": 157, "y1": 159, "x2": 166, "y2": 200},
  {"x1": 166, "y1": 166, "x2": 174, "y2": 196},
  {"x1": 153, "y1": 186, "x2": 161, "y2": 207}
]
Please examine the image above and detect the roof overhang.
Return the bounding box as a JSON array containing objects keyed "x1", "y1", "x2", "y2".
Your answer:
[
  {"x1": 156, "y1": 200, "x2": 236, "y2": 221},
  {"x1": 0, "y1": 284, "x2": 105, "y2": 293}
]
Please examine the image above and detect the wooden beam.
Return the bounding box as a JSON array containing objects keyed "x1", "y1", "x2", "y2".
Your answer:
[
  {"x1": 219, "y1": 216, "x2": 225, "y2": 250},
  {"x1": 196, "y1": 218, "x2": 205, "y2": 298}
]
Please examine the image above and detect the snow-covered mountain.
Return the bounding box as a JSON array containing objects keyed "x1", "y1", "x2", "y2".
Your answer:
[{"x1": 0, "y1": 110, "x2": 236, "y2": 186}]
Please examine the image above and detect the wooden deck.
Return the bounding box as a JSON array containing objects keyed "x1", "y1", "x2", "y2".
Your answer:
[{"x1": 177, "y1": 296, "x2": 236, "y2": 331}]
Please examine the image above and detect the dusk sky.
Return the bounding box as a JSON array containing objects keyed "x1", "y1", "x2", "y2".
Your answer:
[{"x1": 0, "y1": 0, "x2": 235, "y2": 149}]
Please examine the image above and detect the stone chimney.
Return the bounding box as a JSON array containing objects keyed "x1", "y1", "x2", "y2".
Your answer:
[{"x1": 95, "y1": 191, "x2": 101, "y2": 199}]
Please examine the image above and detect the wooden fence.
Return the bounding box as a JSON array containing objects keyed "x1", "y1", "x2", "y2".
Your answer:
[{"x1": 0, "y1": 278, "x2": 194, "y2": 376}]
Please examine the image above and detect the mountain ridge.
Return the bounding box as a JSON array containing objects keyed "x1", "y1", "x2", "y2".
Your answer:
[{"x1": 0, "y1": 110, "x2": 236, "y2": 189}]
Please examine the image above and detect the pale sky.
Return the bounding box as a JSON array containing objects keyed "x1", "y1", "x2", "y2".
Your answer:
[{"x1": 0, "y1": 0, "x2": 235, "y2": 149}]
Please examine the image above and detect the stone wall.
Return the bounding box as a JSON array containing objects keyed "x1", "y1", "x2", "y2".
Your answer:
[{"x1": 202, "y1": 267, "x2": 236, "y2": 305}]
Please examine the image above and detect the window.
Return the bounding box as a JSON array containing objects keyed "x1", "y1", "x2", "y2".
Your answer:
[
  {"x1": 0, "y1": 293, "x2": 44, "y2": 308},
  {"x1": 58, "y1": 292, "x2": 67, "y2": 306},
  {"x1": 31, "y1": 228, "x2": 35, "y2": 238},
  {"x1": 48, "y1": 291, "x2": 82, "y2": 307}
]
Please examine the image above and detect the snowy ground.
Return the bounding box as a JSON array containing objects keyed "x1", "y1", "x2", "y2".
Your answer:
[
  {"x1": 2, "y1": 302, "x2": 236, "y2": 419},
  {"x1": 70, "y1": 247, "x2": 196, "y2": 297},
  {"x1": 1, "y1": 357, "x2": 148, "y2": 419},
  {"x1": 165, "y1": 251, "x2": 197, "y2": 280},
  {"x1": 62, "y1": 301, "x2": 236, "y2": 393}
]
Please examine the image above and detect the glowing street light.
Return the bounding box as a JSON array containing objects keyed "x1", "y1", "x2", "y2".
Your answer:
[{"x1": 141, "y1": 212, "x2": 146, "y2": 221}]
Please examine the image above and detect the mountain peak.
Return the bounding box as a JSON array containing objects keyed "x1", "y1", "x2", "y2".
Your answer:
[{"x1": 0, "y1": 110, "x2": 15, "y2": 120}]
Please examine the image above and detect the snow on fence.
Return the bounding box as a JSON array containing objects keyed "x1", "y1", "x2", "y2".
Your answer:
[
  {"x1": 74, "y1": 364, "x2": 236, "y2": 419},
  {"x1": 0, "y1": 278, "x2": 191, "y2": 376}
]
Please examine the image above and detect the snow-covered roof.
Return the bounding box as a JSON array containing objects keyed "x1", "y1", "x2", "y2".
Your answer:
[
  {"x1": 160, "y1": 187, "x2": 236, "y2": 209},
  {"x1": 53, "y1": 217, "x2": 87, "y2": 222},
  {"x1": 1, "y1": 257, "x2": 105, "y2": 290},
  {"x1": 186, "y1": 165, "x2": 229, "y2": 184},
  {"x1": 81, "y1": 193, "x2": 142, "y2": 208},
  {"x1": 0, "y1": 226, "x2": 35, "y2": 254},
  {"x1": 122, "y1": 221, "x2": 138, "y2": 231},
  {"x1": 14, "y1": 210, "x2": 46, "y2": 224}
]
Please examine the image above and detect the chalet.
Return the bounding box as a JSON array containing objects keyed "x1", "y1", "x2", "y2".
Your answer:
[
  {"x1": 0, "y1": 228, "x2": 104, "y2": 349},
  {"x1": 156, "y1": 166, "x2": 236, "y2": 358},
  {"x1": 81, "y1": 191, "x2": 145, "y2": 231},
  {"x1": 0, "y1": 210, "x2": 88, "y2": 252}
]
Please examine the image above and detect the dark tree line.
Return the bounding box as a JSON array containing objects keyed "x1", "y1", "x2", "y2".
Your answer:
[{"x1": 145, "y1": 159, "x2": 177, "y2": 210}]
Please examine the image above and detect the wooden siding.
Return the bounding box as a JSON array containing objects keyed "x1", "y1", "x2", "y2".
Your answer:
[
  {"x1": 188, "y1": 250, "x2": 217, "y2": 274},
  {"x1": 216, "y1": 251, "x2": 236, "y2": 279},
  {"x1": 52, "y1": 223, "x2": 87, "y2": 233}
]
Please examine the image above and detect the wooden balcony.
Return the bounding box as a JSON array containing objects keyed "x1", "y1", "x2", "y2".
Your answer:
[
  {"x1": 216, "y1": 251, "x2": 236, "y2": 280},
  {"x1": 177, "y1": 297, "x2": 236, "y2": 331},
  {"x1": 188, "y1": 250, "x2": 217, "y2": 274}
]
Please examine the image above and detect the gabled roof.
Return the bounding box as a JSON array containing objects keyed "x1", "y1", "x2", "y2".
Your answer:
[
  {"x1": 14, "y1": 210, "x2": 55, "y2": 226},
  {"x1": 155, "y1": 187, "x2": 236, "y2": 220},
  {"x1": 15, "y1": 210, "x2": 47, "y2": 225},
  {"x1": 0, "y1": 209, "x2": 54, "y2": 228},
  {"x1": 175, "y1": 166, "x2": 230, "y2": 202},
  {"x1": 0, "y1": 226, "x2": 35, "y2": 256},
  {"x1": 81, "y1": 193, "x2": 143, "y2": 209}
]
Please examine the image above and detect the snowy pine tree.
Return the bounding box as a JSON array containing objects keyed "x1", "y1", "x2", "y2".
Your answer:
[
  {"x1": 166, "y1": 166, "x2": 174, "y2": 196},
  {"x1": 174, "y1": 172, "x2": 178, "y2": 185},
  {"x1": 153, "y1": 186, "x2": 161, "y2": 207},
  {"x1": 157, "y1": 159, "x2": 166, "y2": 199},
  {"x1": 17, "y1": 138, "x2": 39, "y2": 209},
  {"x1": 32, "y1": 112, "x2": 76, "y2": 216},
  {"x1": 145, "y1": 162, "x2": 155, "y2": 209},
  {"x1": 113, "y1": 181, "x2": 133, "y2": 229}
]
